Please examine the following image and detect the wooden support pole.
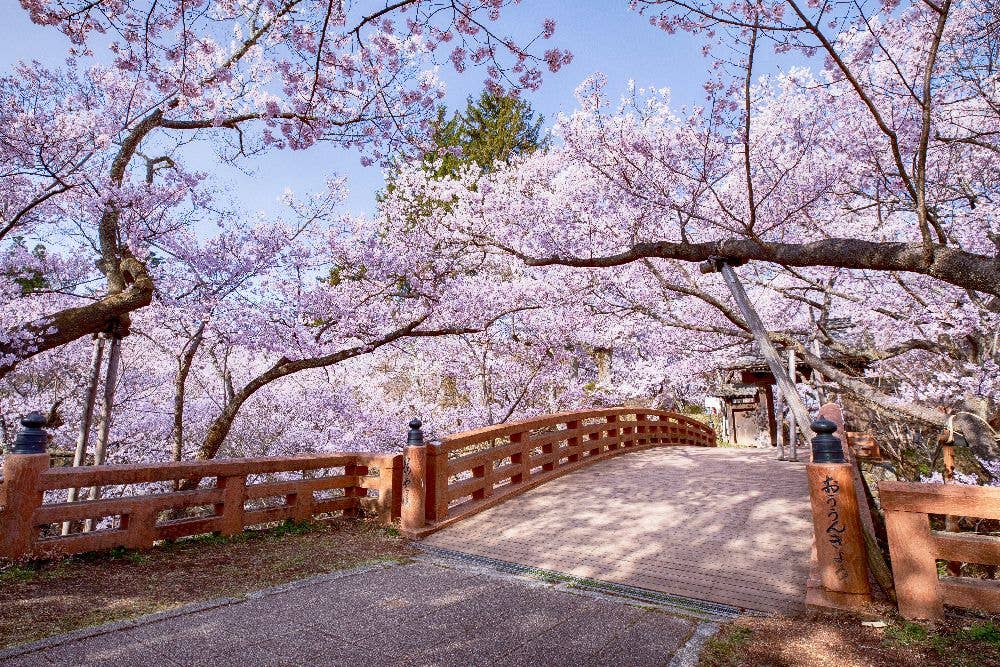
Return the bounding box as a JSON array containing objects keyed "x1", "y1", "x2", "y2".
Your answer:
[
  {"x1": 64, "y1": 335, "x2": 106, "y2": 534},
  {"x1": 707, "y1": 260, "x2": 813, "y2": 446},
  {"x1": 942, "y1": 442, "x2": 962, "y2": 576},
  {"x1": 217, "y1": 474, "x2": 246, "y2": 535},
  {"x1": 775, "y1": 386, "x2": 786, "y2": 460}
]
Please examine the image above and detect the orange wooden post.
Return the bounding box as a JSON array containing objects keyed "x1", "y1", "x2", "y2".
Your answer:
[
  {"x1": 217, "y1": 474, "x2": 247, "y2": 535},
  {"x1": 606, "y1": 414, "x2": 619, "y2": 451},
  {"x1": 123, "y1": 505, "x2": 158, "y2": 549},
  {"x1": 1, "y1": 413, "x2": 52, "y2": 559},
  {"x1": 343, "y1": 462, "x2": 369, "y2": 518},
  {"x1": 509, "y1": 432, "x2": 529, "y2": 484},
  {"x1": 372, "y1": 456, "x2": 399, "y2": 524},
  {"x1": 884, "y1": 507, "x2": 943, "y2": 619},
  {"x1": 0, "y1": 452, "x2": 49, "y2": 559},
  {"x1": 806, "y1": 418, "x2": 872, "y2": 610},
  {"x1": 427, "y1": 442, "x2": 448, "y2": 522},
  {"x1": 941, "y1": 440, "x2": 962, "y2": 576},
  {"x1": 587, "y1": 428, "x2": 602, "y2": 457},
  {"x1": 566, "y1": 420, "x2": 580, "y2": 462},
  {"x1": 636, "y1": 414, "x2": 648, "y2": 446},
  {"x1": 401, "y1": 418, "x2": 427, "y2": 532}
]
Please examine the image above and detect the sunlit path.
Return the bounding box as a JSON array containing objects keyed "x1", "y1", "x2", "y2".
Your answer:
[{"x1": 425, "y1": 447, "x2": 812, "y2": 614}]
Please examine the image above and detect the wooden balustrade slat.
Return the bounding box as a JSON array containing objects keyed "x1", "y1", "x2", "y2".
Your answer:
[
  {"x1": 33, "y1": 530, "x2": 130, "y2": 558},
  {"x1": 446, "y1": 439, "x2": 527, "y2": 476},
  {"x1": 448, "y1": 475, "x2": 487, "y2": 502},
  {"x1": 438, "y1": 408, "x2": 705, "y2": 450},
  {"x1": 244, "y1": 476, "x2": 360, "y2": 500},
  {"x1": 492, "y1": 462, "x2": 519, "y2": 484},
  {"x1": 939, "y1": 577, "x2": 1000, "y2": 614},
  {"x1": 312, "y1": 496, "x2": 355, "y2": 516},
  {"x1": 932, "y1": 531, "x2": 1000, "y2": 566},
  {"x1": 38, "y1": 455, "x2": 357, "y2": 490},
  {"x1": 243, "y1": 505, "x2": 295, "y2": 527},
  {"x1": 32, "y1": 488, "x2": 224, "y2": 524},
  {"x1": 155, "y1": 516, "x2": 224, "y2": 541}
]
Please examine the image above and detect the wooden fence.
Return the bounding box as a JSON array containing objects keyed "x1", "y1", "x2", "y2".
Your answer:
[
  {"x1": 1, "y1": 452, "x2": 401, "y2": 560},
  {"x1": 416, "y1": 408, "x2": 715, "y2": 536},
  {"x1": 880, "y1": 481, "x2": 1000, "y2": 619}
]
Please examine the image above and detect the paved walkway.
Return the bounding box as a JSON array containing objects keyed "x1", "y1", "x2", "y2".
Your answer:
[
  {"x1": 425, "y1": 447, "x2": 813, "y2": 613},
  {"x1": 1, "y1": 560, "x2": 708, "y2": 667}
]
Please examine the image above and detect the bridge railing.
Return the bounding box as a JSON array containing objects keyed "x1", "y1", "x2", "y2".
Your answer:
[
  {"x1": 416, "y1": 408, "x2": 715, "y2": 535},
  {"x1": 1, "y1": 407, "x2": 714, "y2": 559},
  {"x1": 880, "y1": 481, "x2": 1000, "y2": 620},
  {"x1": 1, "y1": 451, "x2": 401, "y2": 560}
]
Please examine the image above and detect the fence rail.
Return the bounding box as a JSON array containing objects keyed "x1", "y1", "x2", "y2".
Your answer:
[
  {"x1": 419, "y1": 408, "x2": 715, "y2": 536},
  {"x1": 880, "y1": 480, "x2": 1000, "y2": 619},
  {"x1": 1, "y1": 451, "x2": 401, "y2": 560}
]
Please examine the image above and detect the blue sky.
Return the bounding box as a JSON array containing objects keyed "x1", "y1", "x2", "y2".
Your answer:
[{"x1": 0, "y1": 2, "x2": 774, "y2": 218}]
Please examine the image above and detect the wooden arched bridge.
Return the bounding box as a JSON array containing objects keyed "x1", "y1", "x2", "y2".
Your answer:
[
  {"x1": 7, "y1": 406, "x2": 1000, "y2": 620},
  {"x1": 1, "y1": 408, "x2": 815, "y2": 614},
  {"x1": 407, "y1": 409, "x2": 814, "y2": 613}
]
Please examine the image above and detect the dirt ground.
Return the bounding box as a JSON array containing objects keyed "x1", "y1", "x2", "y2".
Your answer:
[
  {"x1": 0, "y1": 519, "x2": 416, "y2": 649},
  {"x1": 5, "y1": 523, "x2": 1000, "y2": 666},
  {"x1": 700, "y1": 611, "x2": 1000, "y2": 667}
]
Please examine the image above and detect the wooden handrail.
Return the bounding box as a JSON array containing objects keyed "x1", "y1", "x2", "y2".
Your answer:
[
  {"x1": 438, "y1": 408, "x2": 713, "y2": 450},
  {"x1": 413, "y1": 408, "x2": 716, "y2": 537}
]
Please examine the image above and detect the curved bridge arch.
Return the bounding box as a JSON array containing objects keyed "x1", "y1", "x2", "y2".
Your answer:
[{"x1": 418, "y1": 408, "x2": 716, "y2": 536}]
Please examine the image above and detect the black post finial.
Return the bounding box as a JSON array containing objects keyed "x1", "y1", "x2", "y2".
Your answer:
[
  {"x1": 810, "y1": 418, "x2": 844, "y2": 463},
  {"x1": 407, "y1": 418, "x2": 424, "y2": 447},
  {"x1": 11, "y1": 411, "x2": 48, "y2": 454}
]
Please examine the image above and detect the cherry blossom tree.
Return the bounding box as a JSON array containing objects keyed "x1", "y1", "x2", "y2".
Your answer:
[{"x1": 1, "y1": 0, "x2": 570, "y2": 376}]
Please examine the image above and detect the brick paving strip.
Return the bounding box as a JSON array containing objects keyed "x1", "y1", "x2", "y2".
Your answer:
[
  {"x1": 424, "y1": 446, "x2": 814, "y2": 614},
  {"x1": 0, "y1": 558, "x2": 714, "y2": 667}
]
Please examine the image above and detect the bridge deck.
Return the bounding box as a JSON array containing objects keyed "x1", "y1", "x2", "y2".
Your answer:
[{"x1": 424, "y1": 446, "x2": 813, "y2": 614}]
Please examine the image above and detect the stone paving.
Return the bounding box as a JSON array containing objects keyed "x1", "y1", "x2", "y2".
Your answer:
[
  {"x1": 425, "y1": 446, "x2": 814, "y2": 613},
  {"x1": 0, "y1": 560, "x2": 706, "y2": 667}
]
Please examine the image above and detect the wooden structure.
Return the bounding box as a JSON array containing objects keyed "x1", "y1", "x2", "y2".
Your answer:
[
  {"x1": 425, "y1": 446, "x2": 814, "y2": 613},
  {"x1": 1, "y1": 452, "x2": 401, "y2": 560},
  {"x1": 880, "y1": 481, "x2": 1000, "y2": 620},
  {"x1": 412, "y1": 408, "x2": 716, "y2": 536},
  {"x1": 713, "y1": 382, "x2": 774, "y2": 447}
]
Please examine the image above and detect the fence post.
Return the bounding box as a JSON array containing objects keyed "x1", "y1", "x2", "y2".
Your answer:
[
  {"x1": 1, "y1": 413, "x2": 51, "y2": 559},
  {"x1": 401, "y1": 418, "x2": 427, "y2": 533},
  {"x1": 884, "y1": 507, "x2": 942, "y2": 619},
  {"x1": 217, "y1": 475, "x2": 247, "y2": 535},
  {"x1": 805, "y1": 418, "x2": 872, "y2": 611}
]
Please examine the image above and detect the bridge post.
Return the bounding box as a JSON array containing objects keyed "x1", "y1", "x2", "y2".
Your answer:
[
  {"x1": 805, "y1": 418, "x2": 872, "y2": 612},
  {"x1": 1, "y1": 412, "x2": 51, "y2": 559},
  {"x1": 401, "y1": 418, "x2": 427, "y2": 533}
]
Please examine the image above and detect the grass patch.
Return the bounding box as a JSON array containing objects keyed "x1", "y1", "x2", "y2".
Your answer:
[
  {"x1": 1, "y1": 519, "x2": 414, "y2": 650},
  {"x1": 699, "y1": 625, "x2": 752, "y2": 666}
]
